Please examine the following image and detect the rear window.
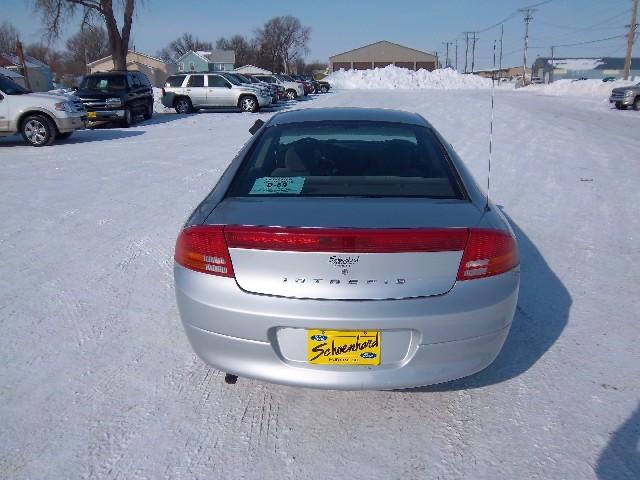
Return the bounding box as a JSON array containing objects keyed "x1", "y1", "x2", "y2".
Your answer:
[
  {"x1": 165, "y1": 75, "x2": 186, "y2": 87},
  {"x1": 227, "y1": 121, "x2": 463, "y2": 199},
  {"x1": 187, "y1": 75, "x2": 204, "y2": 87}
]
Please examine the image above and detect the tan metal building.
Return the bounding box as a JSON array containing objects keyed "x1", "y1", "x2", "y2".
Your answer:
[
  {"x1": 329, "y1": 40, "x2": 437, "y2": 72},
  {"x1": 87, "y1": 51, "x2": 178, "y2": 87}
]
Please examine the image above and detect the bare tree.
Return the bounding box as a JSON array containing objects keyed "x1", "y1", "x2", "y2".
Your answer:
[
  {"x1": 34, "y1": 0, "x2": 136, "y2": 70},
  {"x1": 216, "y1": 35, "x2": 258, "y2": 67},
  {"x1": 303, "y1": 60, "x2": 328, "y2": 76},
  {"x1": 0, "y1": 21, "x2": 20, "y2": 54},
  {"x1": 158, "y1": 33, "x2": 213, "y2": 62},
  {"x1": 255, "y1": 16, "x2": 310, "y2": 73},
  {"x1": 64, "y1": 26, "x2": 110, "y2": 74}
]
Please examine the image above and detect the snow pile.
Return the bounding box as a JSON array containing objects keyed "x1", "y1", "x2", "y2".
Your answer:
[
  {"x1": 326, "y1": 65, "x2": 496, "y2": 90},
  {"x1": 521, "y1": 78, "x2": 638, "y2": 99}
]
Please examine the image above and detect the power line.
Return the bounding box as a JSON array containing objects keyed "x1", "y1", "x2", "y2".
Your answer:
[{"x1": 529, "y1": 34, "x2": 627, "y2": 49}]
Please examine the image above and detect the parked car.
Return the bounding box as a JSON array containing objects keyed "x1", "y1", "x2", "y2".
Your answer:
[
  {"x1": 609, "y1": 82, "x2": 640, "y2": 110},
  {"x1": 75, "y1": 71, "x2": 153, "y2": 127},
  {"x1": 252, "y1": 74, "x2": 304, "y2": 100},
  {"x1": 173, "y1": 107, "x2": 520, "y2": 390},
  {"x1": 602, "y1": 76, "x2": 617, "y2": 82},
  {"x1": 283, "y1": 74, "x2": 312, "y2": 95},
  {"x1": 225, "y1": 73, "x2": 278, "y2": 104},
  {"x1": 316, "y1": 79, "x2": 331, "y2": 94},
  {"x1": 162, "y1": 73, "x2": 273, "y2": 113},
  {"x1": 243, "y1": 74, "x2": 286, "y2": 100},
  {"x1": 290, "y1": 74, "x2": 318, "y2": 94},
  {"x1": 0, "y1": 74, "x2": 86, "y2": 146}
]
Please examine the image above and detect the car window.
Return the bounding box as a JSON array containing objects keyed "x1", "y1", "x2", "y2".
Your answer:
[
  {"x1": 227, "y1": 121, "x2": 462, "y2": 199},
  {"x1": 136, "y1": 73, "x2": 151, "y2": 87},
  {"x1": 222, "y1": 74, "x2": 241, "y2": 85},
  {"x1": 127, "y1": 73, "x2": 140, "y2": 88},
  {"x1": 0, "y1": 75, "x2": 31, "y2": 94},
  {"x1": 208, "y1": 75, "x2": 230, "y2": 88},
  {"x1": 187, "y1": 75, "x2": 205, "y2": 87},
  {"x1": 256, "y1": 76, "x2": 273, "y2": 83},
  {"x1": 80, "y1": 75, "x2": 127, "y2": 90},
  {"x1": 165, "y1": 75, "x2": 186, "y2": 87}
]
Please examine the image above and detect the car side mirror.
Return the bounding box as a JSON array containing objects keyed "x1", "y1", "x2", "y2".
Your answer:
[
  {"x1": 249, "y1": 119, "x2": 265, "y2": 135},
  {"x1": 227, "y1": 83, "x2": 232, "y2": 89},
  {"x1": 72, "y1": 86, "x2": 78, "y2": 91}
]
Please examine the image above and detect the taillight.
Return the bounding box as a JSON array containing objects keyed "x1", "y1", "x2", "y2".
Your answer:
[
  {"x1": 175, "y1": 225, "x2": 234, "y2": 277},
  {"x1": 456, "y1": 229, "x2": 518, "y2": 280},
  {"x1": 224, "y1": 227, "x2": 468, "y2": 253}
]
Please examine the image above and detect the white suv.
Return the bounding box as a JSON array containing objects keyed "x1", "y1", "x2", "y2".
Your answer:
[
  {"x1": 161, "y1": 73, "x2": 273, "y2": 113},
  {"x1": 0, "y1": 75, "x2": 86, "y2": 146}
]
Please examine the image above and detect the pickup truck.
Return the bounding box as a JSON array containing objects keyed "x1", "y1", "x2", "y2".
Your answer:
[
  {"x1": 609, "y1": 83, "x2": 640, "y2": 110},
  {"x1": 0, "y1": 74, "x2": 86, "y2": 146}
]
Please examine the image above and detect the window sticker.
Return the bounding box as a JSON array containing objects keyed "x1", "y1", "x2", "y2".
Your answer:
[{"x1": 249, "y1": 176, "x2": 305, "y2": 195}]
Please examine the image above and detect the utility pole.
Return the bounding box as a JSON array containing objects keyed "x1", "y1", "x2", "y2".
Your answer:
[
  {"x1": 15, "y1": 41, "x2": 31, "y2": 90},
  {"x1": 471, "y1": 32, "x2": 478, "y2": 73},
  {"x1": 519, "y1": 7, "x2": 535, "y2": 85},
  {"x1": 499, "y1": 24, "x2": 504, "y2": 79},
  {"x1": 623, "y1": 0, "x2": 639, "y2": 80},
  {"x1": 550, "y1": 45, "x2": 555, "y2": 83},
  {"x1": 455, "y1": 39, "x2": 458, "y2": 71},
  {"x1": 442, "y1": 41, "x2": 453, "y2": 67},
  {"x1": 464, "y1": 32, "x2": 470, "y2": 73}
]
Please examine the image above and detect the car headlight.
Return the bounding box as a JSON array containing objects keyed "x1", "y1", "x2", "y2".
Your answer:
[
  {"x1": 54, "y1": 101, "x2": 73, "y2": 113},
  {"x1": 106, "y1": 97, "x2": 123, "y2": 107},
  {"x1": 624, "y1": 90, "x2": 634, "y2": 96}
]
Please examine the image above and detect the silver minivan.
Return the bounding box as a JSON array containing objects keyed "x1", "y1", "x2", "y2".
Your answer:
[{"x1": 161, "y1": 73, "x2": 273, "y2": 113}]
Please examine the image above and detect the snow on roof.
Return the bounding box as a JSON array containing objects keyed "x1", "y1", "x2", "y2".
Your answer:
[
  {"x1": 233, "y1": 64, "x2": 272, "y2": 74},
  {"x1": 549, "y1": 58, "x2": 605, "y2": 71}
]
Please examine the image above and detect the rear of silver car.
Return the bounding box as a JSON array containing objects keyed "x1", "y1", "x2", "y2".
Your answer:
[{"x1": 174, "y1": 109, "x2": 519, "y2": 390}]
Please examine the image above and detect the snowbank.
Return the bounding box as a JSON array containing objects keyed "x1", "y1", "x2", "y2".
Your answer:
[
  {"x1": 326, "y1": 65, "x2": 496, "y2": 90},
  {"x1": 521, "y1": 78, "x2": 638, "y2": 99}
]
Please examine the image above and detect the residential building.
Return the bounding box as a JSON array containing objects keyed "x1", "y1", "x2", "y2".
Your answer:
[
  {"x1": 532, "y1": 57, "x2": 640, "y2": 83},
  {"x1": 88, "y1": 50, "x2": 178, "y2": 87},
  {"x1": 176, "y1": 50, "x2": 236, "y2": 73},
  {"x1": 0, "y1": 54, "x2": 54, "y2": 91},
  {"x1": 329, "y1": 40, "x2": 438, "y2": 72}
]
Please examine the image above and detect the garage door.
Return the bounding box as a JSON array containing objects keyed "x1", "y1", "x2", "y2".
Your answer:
[
  {"x1": 416, "y1": 61, "x2": 436, "y2": 71},
  {"x1": 332, "y1": 62, "x2": 350, "y2": 71},
  {"x1": 395, "y1": 62, "x2": 414, "y2": 70},
  {"x1": 374, "y1": 62, "x2": 392, "y2": 68},
  {"x1": 353, "y1": 62, "x2": 372, "y2": 70}
]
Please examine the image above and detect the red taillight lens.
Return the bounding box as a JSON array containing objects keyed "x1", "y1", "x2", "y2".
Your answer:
[
  {"x1": 224, "y1": 227, "x2": 469, "y2": 253},
  {"x1": 456, "y1": 229, "x2": 519, "y2": 280},
  {"x1": 175, "y1": 225, "x2": 234, "y2": 277}
]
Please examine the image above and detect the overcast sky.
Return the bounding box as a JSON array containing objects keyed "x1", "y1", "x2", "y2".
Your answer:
[{"x1": 3, "y1": 0, "x2": 636, "y2": 69}]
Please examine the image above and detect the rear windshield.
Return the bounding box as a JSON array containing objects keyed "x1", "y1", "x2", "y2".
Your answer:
[
  {"x1": 165, "y1": 75, "x2": 186, "y2": 87},
  {"x1": 227, "y1": 121, "x2": 463, "y2": 198},
  {"x1": 80, "y1": 75, "x2": 127, "y2": 90}
]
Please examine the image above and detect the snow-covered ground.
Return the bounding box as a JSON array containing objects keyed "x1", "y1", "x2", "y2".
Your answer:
[{"x1": 1, "y1": 90, "x2": 639, "y2": 480}]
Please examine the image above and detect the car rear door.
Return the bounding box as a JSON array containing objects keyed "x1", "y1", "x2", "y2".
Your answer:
[
  {"x1": 185, "y1": 74, "x2": 206, "y2": 107},
  {"x1": 207, "y1": 75, "x2": 235, "y2": 106}
]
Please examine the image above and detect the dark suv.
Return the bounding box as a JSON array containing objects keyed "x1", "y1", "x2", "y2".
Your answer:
[{"x1": 76, "y1": 71, "x2": 153, "y2": 127}]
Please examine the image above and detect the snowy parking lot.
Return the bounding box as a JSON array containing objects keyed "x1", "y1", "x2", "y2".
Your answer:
[{"x1": 1, "y1": 89, "x2": 639, "y2": 479}]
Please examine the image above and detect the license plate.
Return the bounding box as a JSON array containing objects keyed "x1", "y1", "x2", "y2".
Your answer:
[
  {"x1": 307, "y1": 329, "x2": 380, "y2": 365},
  {"x1": 87, "y1": 111, "x2": 97, "y2": 119}
]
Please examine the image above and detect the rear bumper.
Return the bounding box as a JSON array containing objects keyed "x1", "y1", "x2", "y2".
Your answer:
[{"x1": 174, "y1": 264, "x2": 519, "y2": 390}]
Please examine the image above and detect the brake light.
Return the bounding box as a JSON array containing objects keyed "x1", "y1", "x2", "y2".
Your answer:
[
  {"x1": 224, "y1": 227, "x2": 468, "y2": 253},
  {"x1": 175, "y1": 225, "x2": 234, "y2": 277},
  {"x1": 456, "y1": 229, "x2": 518, "y2": 280}
]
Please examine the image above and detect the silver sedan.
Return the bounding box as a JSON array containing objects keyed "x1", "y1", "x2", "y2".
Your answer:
[{"x1": 174, "y1": 108, "x2": 520, "y2": 390}]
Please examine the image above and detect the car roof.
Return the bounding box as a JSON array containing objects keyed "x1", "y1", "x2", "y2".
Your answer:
[{"x1": 268, "y1": 108, "x2": 430, "y2": 127}]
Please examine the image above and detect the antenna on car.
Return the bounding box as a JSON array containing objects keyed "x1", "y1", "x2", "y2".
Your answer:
[{"x1": 486, "y1": 40, "x2": 497, "y2": 212}]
